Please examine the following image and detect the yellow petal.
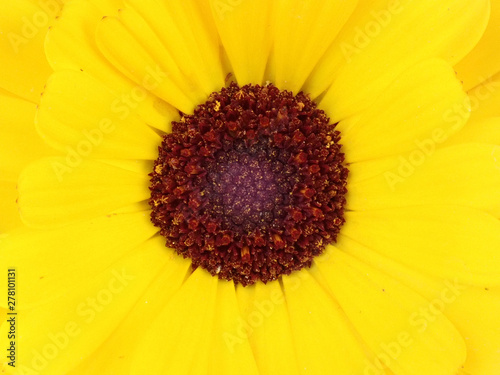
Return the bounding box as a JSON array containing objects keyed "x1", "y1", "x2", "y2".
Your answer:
[
  {"x1": 36, "y1": 70, "x2": 161, "y2": 160},
  {"x1": 271, "y1": 0, "x2": 358, "y2": 93},
  {"x1": 313, "y1": 0, "x2": 489, "y2": 120},
  {"x1": 445, "y1": 117, "x2": 500, "y2": 147},
  {"x1": 338, "y1": 59, "x2": 468, "y2": 162},
  {"x1": 126, "y1": 0, "x2": 225, "y2": 95},
  {"x1": 0, "y1": 180, "x2": 23, "y2": 232},
  {"x1": 332, "y1": 235, "x2": 500, "y2": 375},
  {"x1": 342, "y1": 205, "x2": 500, "y2": 286},
  {"x1": 206, "y1": 281, "x2": 260, "y2": 375},
  {"x1": 88, "y1": 0, "x2": 123, "y2": 14},
  {"x1": 332, "y1": 234, "x2": 445, "y2": 299},
  {"x1": 95, "y1": 158, "x2": 153, "y2": 175},
  {"x1": 0, "y1": 91, "x2": 54, "y2": 181},
  {"x1": 345, "y1": 154, "x2": 399, "y2": 186},
  {"x1": 282, "y1": 269, "x2": 367, "y2": 375},
  {"x1": 95, "y1": 14, "x2": 201, "y2": 113},
  {"x1": 236, "y1": 281, "x2": 300, "y2": 375},
  {"x1": 45, "y1": 0, "x2": 118, "y2": 75},
  {"x1": 65, "y1": 236, "x2": 191, "y2": 375},
  {"x1": 447, "y1": 287, "x2": 500, "y2": 375},
  {"x1": 0, "y1": 91, "x2": 54, "y2": 232},
  {"x1": 45, "y1": 0, "x2": 177, "y2": 130},
  {"x1": 468, "y1": 71, "x2": 500, "y2": 123},
  {"x1": 0, "y1": 0, "x2": 60, "y2": 102},
  {"x1": 455, "y1": 0, "x2": 500, "y2": 90},
  {"x1": 0, "y1": 234, "x2": 168, "y2": 374},
  {"x1": 130, "y1": 268, "x2": 218, "y2": 375},
  {"x1": 18, "y1": 157, "x2": 150, "y2": 228},
  {"x1": 0, "y1": 211, "x2": 157, "y2": 310},
  {"x1": 348, "y1": 144, "x2": 500, "y2": 216},
  {"x1": 209, "y1": 0, "x2": 272, "y2": 86},
  {"x1": 314, "y1": 248, "x2": 466, "y2": 375},
  {"x1": 304, "y1": 0, "x2": 406, "y2": 98}
]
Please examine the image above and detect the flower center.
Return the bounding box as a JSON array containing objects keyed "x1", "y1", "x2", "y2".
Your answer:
[
  {"x1": 205, "y1": 140, "x2": 287, "y2": 232},
  {"x1": 149, "y1": 83, "x2": 348, "y2": 285}
]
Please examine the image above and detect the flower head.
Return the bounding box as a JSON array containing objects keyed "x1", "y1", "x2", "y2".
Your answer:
[{"x1": 1, "y1": 0, "x2": 500, "y2": 374}]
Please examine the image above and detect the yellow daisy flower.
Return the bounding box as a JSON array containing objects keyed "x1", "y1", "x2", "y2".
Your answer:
[{"x1": 1, "y1": 0, "x2": 500, "y2": 374}]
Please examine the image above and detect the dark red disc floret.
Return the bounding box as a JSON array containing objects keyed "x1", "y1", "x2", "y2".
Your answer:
[{"x1": 149, "y1": 83, "x2": 348, "y2": 286}]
